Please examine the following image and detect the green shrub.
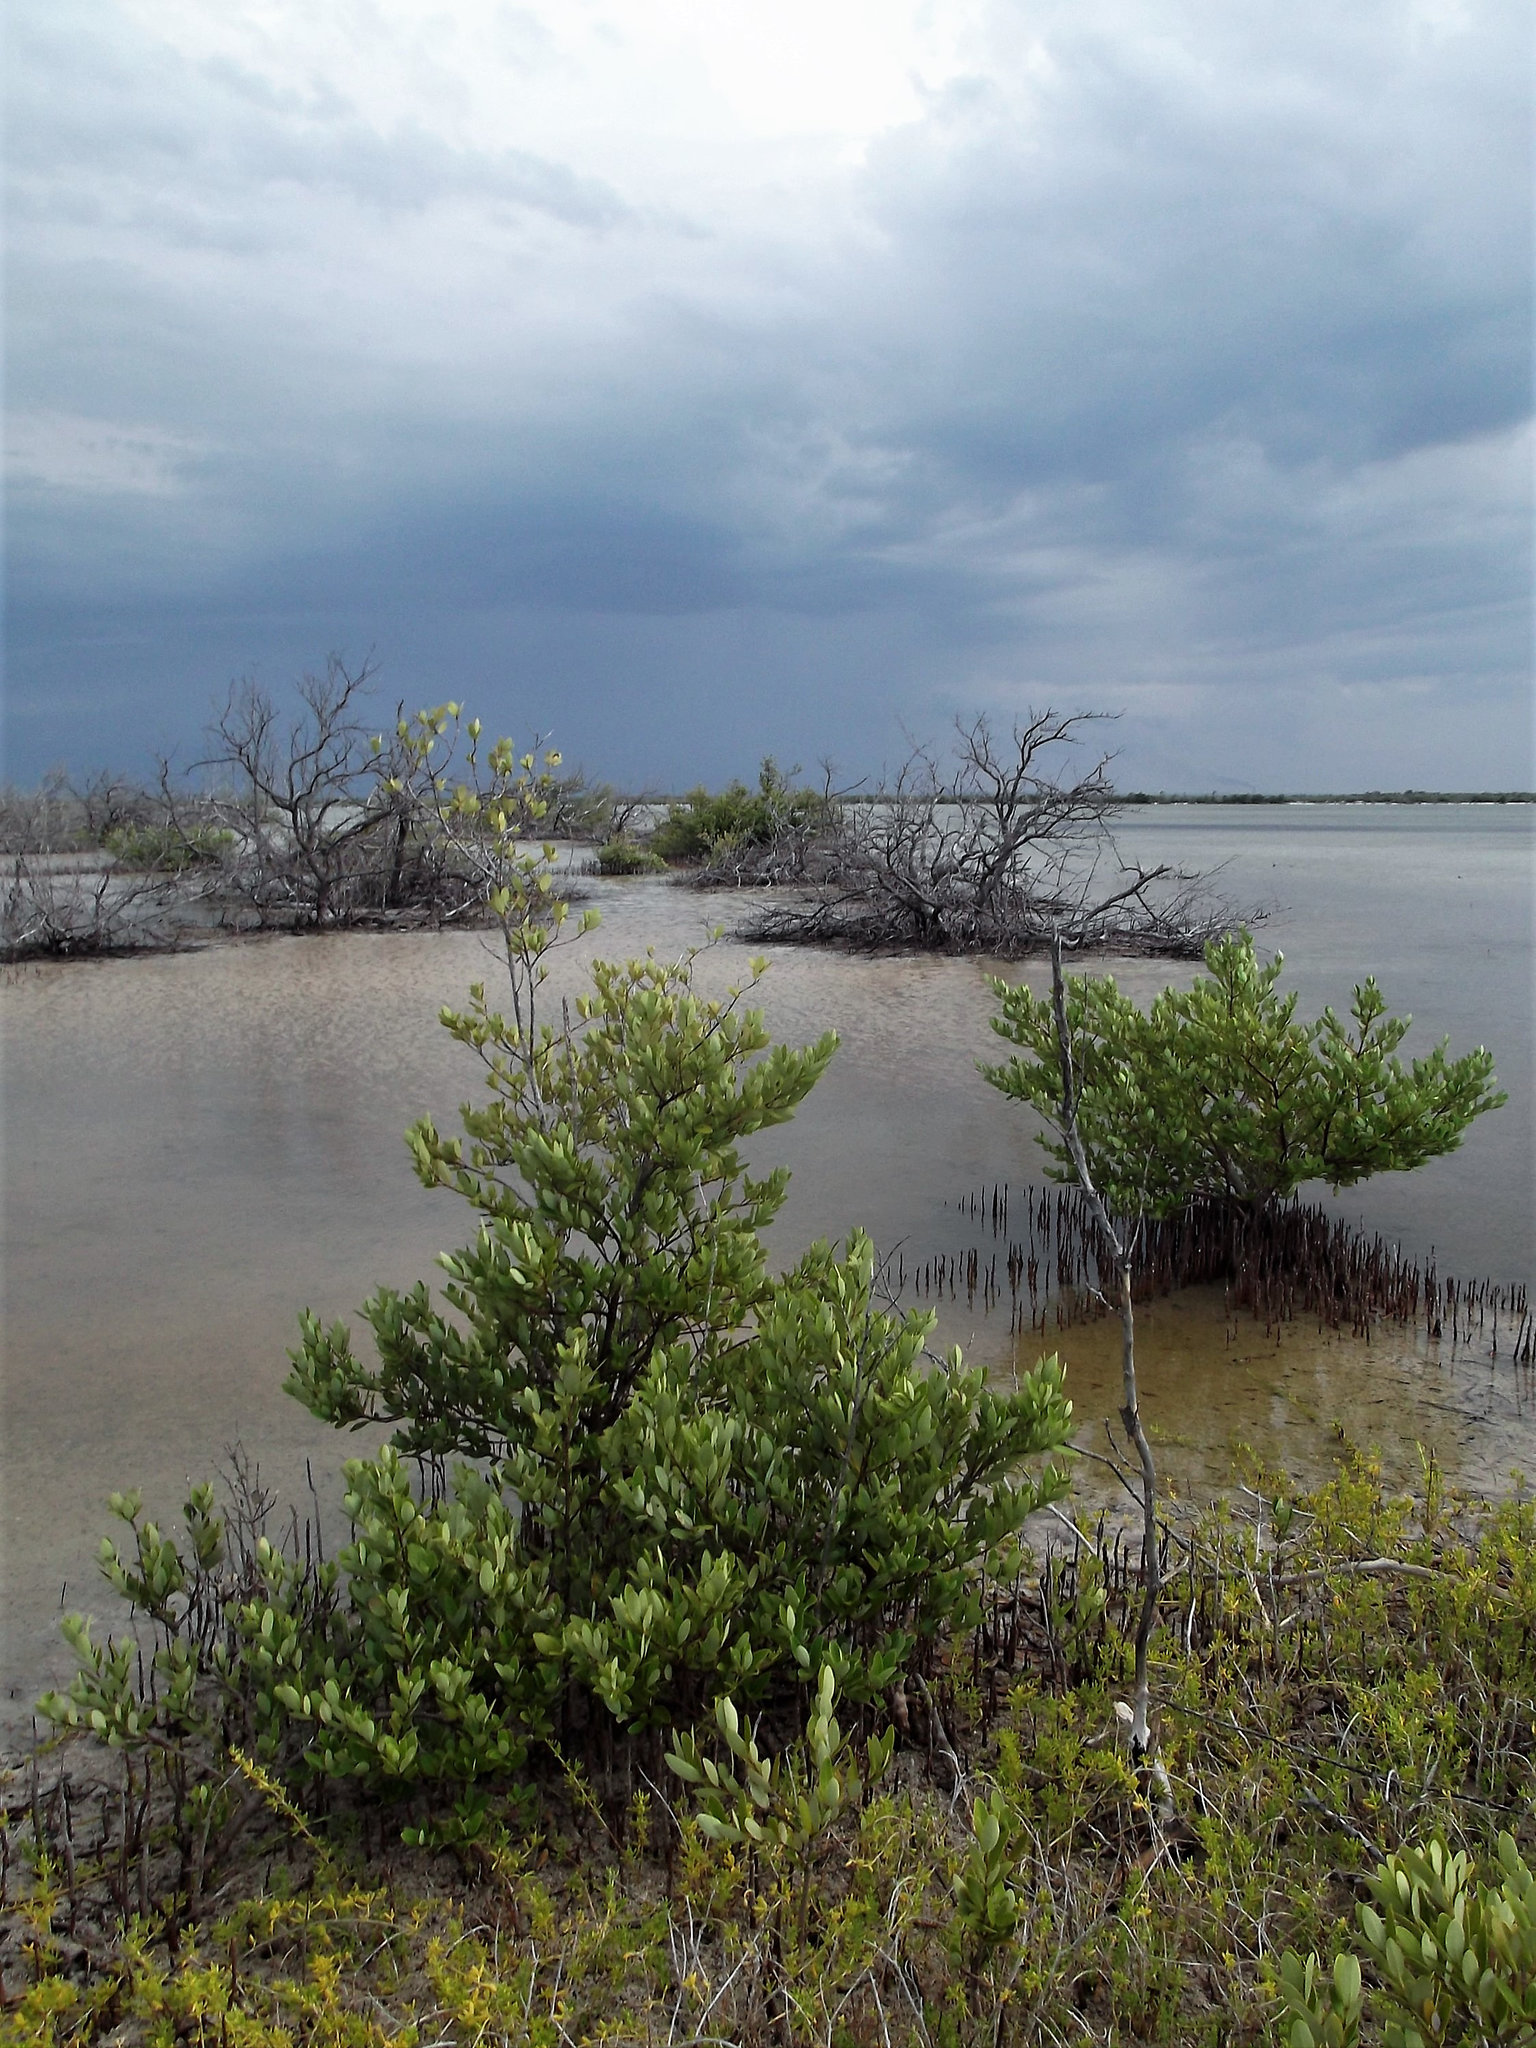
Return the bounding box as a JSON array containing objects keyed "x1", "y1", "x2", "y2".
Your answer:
[
  {"x1": 1274, "y1": 1832, "x2": 1536, "y2": 2047},
  {"x1": 649, "y1": 758, "x2": 825, "y2": 864},
  {"x1": 44, "y1": 912, "x2": 1073, "y2": 1791},
  {"x1": 984, "y1": 929, "x2": 1504, "y2": 1217},
  {"x1": 103, "y1": 822, "x2": 235, "y2": 870},
  {"x1": 594, "y1": 839, "x2": 665, "y2": 875}
]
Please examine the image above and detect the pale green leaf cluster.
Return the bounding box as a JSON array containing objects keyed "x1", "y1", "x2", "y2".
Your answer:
[
  {"x1": 952, "y1": 1788, "x2": 1024, "y2": 1948},
  {"x1": 39, "y1": 1483, "x2": 336, "y2": 1764},
  {"x1": 983, "y1": 931, "x2": 1503, "y2": 1215},
  {"x1": 1275, "y1": 1833, "x2": 1536, "y2": 2047},
  {"x1": 382, "y1": 704, "x2": 589, "y2": 974},
  {"x1": 665, "y1": 1661, "x2": 893, "y2": 1853}
]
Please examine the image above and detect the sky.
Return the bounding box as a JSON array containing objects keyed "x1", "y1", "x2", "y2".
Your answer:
[{"x1": 4, "y1": 0, "x2": 1532, "y2": 793}]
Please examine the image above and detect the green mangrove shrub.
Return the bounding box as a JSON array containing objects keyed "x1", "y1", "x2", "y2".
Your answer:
[
  {"x1": 593, "y1": 838, "x2": 665, "y2": 874},
  {"x1": 273, "y1": 940, "x2": 1073, "y2": 1774},
  {"x1": 1274, "y1": 1832, "x2": 1536, "y2": 2046},
  {"x1": 45, "y1": 851, "x2": 1072, "y2": 1791},
  {"x1": 102, "y1": 822, "x2": 235, "y2": 870},
  {"x1": 984, "y1": 930, "x2": 1504, "y2": 1217},
  {"x1": 649, "y1": 757, "x2": 827, "y2": 864}
]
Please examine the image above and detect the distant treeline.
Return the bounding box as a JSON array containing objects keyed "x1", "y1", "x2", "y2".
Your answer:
[
  {"x1": 1115, "y1": 789, "x2": 1535, "y2": 805},
  {"x1": 825, "y1": 787, "x2": 1535, "y2": 808}
]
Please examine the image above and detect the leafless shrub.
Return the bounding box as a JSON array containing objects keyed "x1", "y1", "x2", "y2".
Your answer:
[
  {"x1": 0, "y1": 770, "x2": 75, "y2": 855},
  {"x1": 203, "y1": 659, "x2": 594, "y2": 928},
  {"x1": 737, "y1": 713, "x2": 1232, "y2": 957},
  {"x1": 0, "y1": 769, "x2": 168, "y2": 856},
  {"x1": 0, "y1": 852, "x2": 186, "y2": 959}
]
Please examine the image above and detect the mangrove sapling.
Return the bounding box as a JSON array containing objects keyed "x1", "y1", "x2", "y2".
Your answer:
[
  {"x1": 1275, "y1": 1832, "x2": 1536, "y2": 2046},
  {"x1": 981, "y1": 934, "x2": 1506, "y2": 1804},
  {"x1": 982, "y1": 929, "x2": 1505, "y2": 1221},
  {"x1": 593, "y1": 839, "x2": 665, "y2": 875},
  {"x1": 278, "y1": 939, "x2": 1078, "y2": 1771},
  {"x1": 650, "y1": 756, "x2": 834, "y2": 878}
]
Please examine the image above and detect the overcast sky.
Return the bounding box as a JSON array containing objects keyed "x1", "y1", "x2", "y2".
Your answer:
[{"x1": 5, "y1": 0, "x2": 1531, "y2": 791}]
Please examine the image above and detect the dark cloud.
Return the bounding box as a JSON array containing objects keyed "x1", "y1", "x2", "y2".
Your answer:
[{"x1": 4, "y1": 0, "x2": 1530, "y2": 789}]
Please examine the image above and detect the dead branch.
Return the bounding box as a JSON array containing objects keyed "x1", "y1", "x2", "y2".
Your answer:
[{"x1": 734, "y1": 713, "x2": 1231, "y2": 958}]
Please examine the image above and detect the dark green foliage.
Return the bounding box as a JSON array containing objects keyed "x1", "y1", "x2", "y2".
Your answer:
[
  {"x1": 277, "y1": 949, "x2": 1073, "y2": 1771},
  {"x1": 649, "y1": 758, "x2": 824, "y2": 863},
  {"x1": 983, "y1": 930, "x2": 1504, "y2": 1215},
  {"x1": 593, "y1": 839, "x2": 665, "y2": 874}
]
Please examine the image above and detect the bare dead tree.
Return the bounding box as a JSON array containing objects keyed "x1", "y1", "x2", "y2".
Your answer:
[
  {"x1": 4, "y1": 671, "x2": 588, "y2": 949},
  {"x1": 69, "y1": 770, "x2": 157, "y2": 846},
  {"x1": 739, "y1": 712, "x2": 1230, "y2": 957},
  {"x1": 604, "y1": 789, "x2": 661, "y2": 841},
  {"x1": 0, "y1": 769, "x2": 73, "y2": 855},
  {"x1": 0, "y1": 850, "x2": 183, "y2": 959},
  {"x1": 204, "y1": 656, "x2": 398, "y2": 926}
]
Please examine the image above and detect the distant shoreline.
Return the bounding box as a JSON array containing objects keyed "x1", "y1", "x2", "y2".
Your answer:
[
  {"x1": 827, "y1": 789, "x2": 1536, "y2": 808},
  {"x1": 1113, "y1": 790, "x2": 1535, "y2": 806}
]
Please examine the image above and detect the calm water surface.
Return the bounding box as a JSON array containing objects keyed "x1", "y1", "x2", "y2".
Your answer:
[{"x1": 3, "y1": 807, "x2": 1531, "y2": 1735}]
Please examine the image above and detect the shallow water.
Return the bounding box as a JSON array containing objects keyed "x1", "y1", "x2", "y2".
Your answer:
[
  {"x1": 1016, "y1": 1289, "x2": 1535, "y2": 1519},
  {"x1": 2, "y1": 806, "x2": 1531, "y2": 1736}
]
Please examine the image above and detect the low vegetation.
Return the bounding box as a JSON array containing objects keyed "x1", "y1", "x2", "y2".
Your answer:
[
  {"x1": 593, "y1": 840, "x2": 666, "y2": 875},
  {"x1": 100, "y1": 824, "x2": 235, "y2": 872},
  {"x1": 649, "y1": 758, "x2": 835, "y2": 880},
  {"x1": 8, "y1": 1459, "x2": 1535, "y2": 2044}
]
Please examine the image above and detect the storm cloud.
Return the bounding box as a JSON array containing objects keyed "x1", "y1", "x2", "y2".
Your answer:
[{"x1": 4, "y1": 0, "x2": 1530, "y2": 789}]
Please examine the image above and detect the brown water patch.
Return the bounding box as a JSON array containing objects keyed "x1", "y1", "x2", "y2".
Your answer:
[{"x1": 1009, "y1": 1285, "x2": 1536, "y2": 1510}]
